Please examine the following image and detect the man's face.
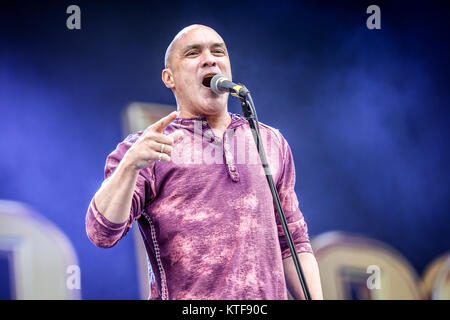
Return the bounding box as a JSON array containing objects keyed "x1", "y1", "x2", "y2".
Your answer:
[{"x1": 164, "y1": 26, "x2": 232, "y2": 116}]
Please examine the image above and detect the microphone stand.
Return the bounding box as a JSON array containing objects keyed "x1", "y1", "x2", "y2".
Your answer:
[{"x1": 239, "y1": 91, "x2": 311, "y2": 300}]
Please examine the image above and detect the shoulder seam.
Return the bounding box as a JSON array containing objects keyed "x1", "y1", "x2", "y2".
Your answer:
[{"x1": 258, "y1": 122, "x2": 283, "y2": 145}]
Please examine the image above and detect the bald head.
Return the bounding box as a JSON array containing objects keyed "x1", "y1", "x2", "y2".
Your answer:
[
  {"x1": 164, "y1": 24, "x2": 222, "y2": 68},
  {"x1": 161, "y1": 24, "x2": 232, "y2": 116}
]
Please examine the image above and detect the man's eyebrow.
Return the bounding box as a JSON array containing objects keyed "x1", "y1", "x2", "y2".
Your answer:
[
  {"x1": 211, "y1": 42, "x2": 226, "y2": 49},
  {"x1": 182, "y1": 42, "x2": 226, "y2": 55},
  {"x1": 182, "y1": 44, "x2": 201, "y2": 54}
]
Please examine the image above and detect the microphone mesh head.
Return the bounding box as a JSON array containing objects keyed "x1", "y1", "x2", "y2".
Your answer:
[{"x1": 210, "y1": 74, "x2": 227, "y2": 95}]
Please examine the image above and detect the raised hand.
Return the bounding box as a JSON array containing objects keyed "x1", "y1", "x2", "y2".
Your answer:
[{"x1": 124, "y1": 111, "x2": 184, "y2": 169}]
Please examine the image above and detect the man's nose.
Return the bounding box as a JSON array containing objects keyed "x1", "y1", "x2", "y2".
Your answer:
[{"x1": 201, "y1": 50, "x2": 217, "y2": 68}]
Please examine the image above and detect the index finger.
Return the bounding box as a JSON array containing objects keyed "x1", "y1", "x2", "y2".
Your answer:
[{"x1": 149, "y1": 111, "x2": 179, "y2": 133}]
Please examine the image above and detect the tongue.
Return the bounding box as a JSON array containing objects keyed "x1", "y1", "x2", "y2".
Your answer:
[{"x1": 202, "y1": 76, "x2": 213, "y2": 87}]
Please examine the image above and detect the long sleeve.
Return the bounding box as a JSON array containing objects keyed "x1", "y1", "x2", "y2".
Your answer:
[
  {"x1": 274, "y1": 132, "x2": 313, "y2": 259},
  {"x1": 85, "y1": 133, "x2": 156, "y2": 248}
]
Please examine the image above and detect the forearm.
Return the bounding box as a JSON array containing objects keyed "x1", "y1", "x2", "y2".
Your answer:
[
  {"x1": 94, "y1": 157, "x2": 140, "y2": 224},
  {"x1": 283, "y1": 252, "x2": 323, "y2": 300}
]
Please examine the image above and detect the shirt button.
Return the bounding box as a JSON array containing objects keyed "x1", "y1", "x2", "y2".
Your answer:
[{"x1": 202, "y1": 121, "x2": 208, "y2": 127}]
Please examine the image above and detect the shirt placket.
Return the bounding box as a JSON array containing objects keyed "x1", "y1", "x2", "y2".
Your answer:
[
  {"x1": 223, "y1": 128, "x2": 240, "y2": 182},
  {"x1": 190, "y1": 118, "x2": 240, "y2": 182}
]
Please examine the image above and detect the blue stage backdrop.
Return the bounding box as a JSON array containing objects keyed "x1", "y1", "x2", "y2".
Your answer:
[{"x1": 0, "y1": 1, "x2": 449, "y2": 299}]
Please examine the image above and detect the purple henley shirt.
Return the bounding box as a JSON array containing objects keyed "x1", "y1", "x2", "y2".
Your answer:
[{"x1": 86, "y1": 112, "x2": 313, "y2": 300}]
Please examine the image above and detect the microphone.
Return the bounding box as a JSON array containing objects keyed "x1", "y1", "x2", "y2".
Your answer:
[{"x1": 210, "y1": 74, "x2": 250, "y2": 98}]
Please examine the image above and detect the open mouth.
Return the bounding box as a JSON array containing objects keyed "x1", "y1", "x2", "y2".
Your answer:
[{"x1": 202, "y1": 73, "x2": 217, "y2": 88}]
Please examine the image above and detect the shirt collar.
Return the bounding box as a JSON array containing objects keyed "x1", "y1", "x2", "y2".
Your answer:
[{"x1": 172, "y1": 112, "x2": 247, "y2": 134}]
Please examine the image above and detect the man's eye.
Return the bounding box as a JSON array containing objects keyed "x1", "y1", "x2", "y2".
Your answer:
[{"x1": 187, "y1": 51, "x2": 198, "y2": 56}]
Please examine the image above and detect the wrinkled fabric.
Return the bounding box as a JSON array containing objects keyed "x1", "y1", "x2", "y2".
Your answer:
[{"x1": 86, "y1": 112, "x2": 313, "y2": 300}]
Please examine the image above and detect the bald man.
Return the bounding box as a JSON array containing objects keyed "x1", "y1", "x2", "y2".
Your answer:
[{"x1": 86, "y1": 25, "x2": 323, "y2": 300}]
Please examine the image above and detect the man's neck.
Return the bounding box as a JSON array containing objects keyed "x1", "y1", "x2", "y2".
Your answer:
[{"x1": 206, "y1": 112, "x2": 232, "y2": 138}]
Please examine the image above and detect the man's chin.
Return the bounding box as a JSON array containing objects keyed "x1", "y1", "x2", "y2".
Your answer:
[
  {"x1": 198, "y1": 97, "x2": 228, "y2": 115},
  {"x1": 201, "y1": 86, "x2": 220, "y2": 97},
  {"x1": 202, "y1": 88, "x2": 227, "y2": 102}
]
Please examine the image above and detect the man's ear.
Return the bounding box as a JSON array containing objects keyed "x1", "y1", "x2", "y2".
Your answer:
[{"x1": 162, "y1": 68, "x2": 175, "y2": 89}]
